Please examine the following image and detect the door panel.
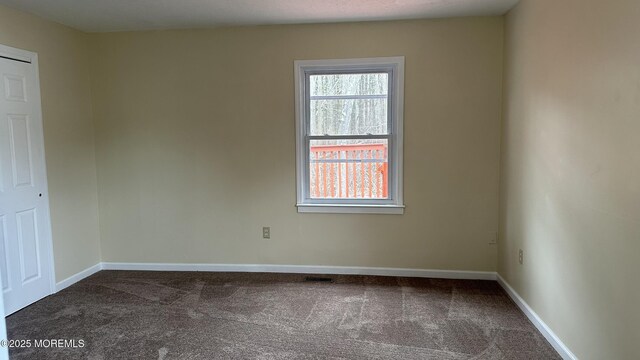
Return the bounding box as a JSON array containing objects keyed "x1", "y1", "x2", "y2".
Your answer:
[
  {"x1": 3, "y1": 74, "x2": 27, "y2": 102},
  {"x1": 0, "y1": 46, "x2": 53, "y2": 316},
  {"x1": 8, "y1": 115, "x2": 34, "y2": 188},
  {"x1": 16, "y1": 209, "x2": 40, "y2": 283}
]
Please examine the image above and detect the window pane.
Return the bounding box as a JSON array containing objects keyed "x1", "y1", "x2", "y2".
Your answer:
[
  {"x1": 310, "y1": 73, "x2": 388, "y2": 96},
  {"x1": 309, "y1": 139, "x2": 388, "y2": 199},
  {"x1": 310, "y1": 98, "x2": 387, "y2": 135}
]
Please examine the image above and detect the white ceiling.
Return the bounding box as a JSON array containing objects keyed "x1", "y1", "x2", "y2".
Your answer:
[{"x1": 0, "y1": 0, "x2": 520, "y2": 33}]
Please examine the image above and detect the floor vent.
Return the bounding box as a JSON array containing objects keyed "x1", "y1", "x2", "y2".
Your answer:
[{"x1": 304, "y1": 276, "x2": 333, "y2": 283}]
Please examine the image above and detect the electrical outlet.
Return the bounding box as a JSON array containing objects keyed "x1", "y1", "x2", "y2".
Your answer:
[
  {"x1": 488, "y1": 231, "x2": 498, "y2": 245},
  {"x1": 262, "y1": 227, "x2": 270, "y2": 239},
  {"x1": 518, "y1": 249, "x2": 524, "y2": 264}
]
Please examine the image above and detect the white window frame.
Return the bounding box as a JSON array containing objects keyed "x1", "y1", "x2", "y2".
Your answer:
[{"x1": 294, "y1": 57, "x2": 405, "y2": 214}]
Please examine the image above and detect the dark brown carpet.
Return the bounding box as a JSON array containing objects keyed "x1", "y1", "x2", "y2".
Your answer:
[{"x1": 6, "y1": 271, "x2": 560, "y2": 359}]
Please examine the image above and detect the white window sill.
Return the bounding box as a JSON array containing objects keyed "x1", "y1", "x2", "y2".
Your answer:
[{"x1": 296, "y1": 204, "x2": 405, "y2": 214}]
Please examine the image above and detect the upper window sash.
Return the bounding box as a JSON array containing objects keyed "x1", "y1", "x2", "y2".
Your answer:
[{"x1": 305, "y1": 69, "x2": 392, "y2": 137}]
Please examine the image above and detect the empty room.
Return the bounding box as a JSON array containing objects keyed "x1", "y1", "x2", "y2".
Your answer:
[{"x1": 0, "y1": 0, "x2": 637, "y2": 359}]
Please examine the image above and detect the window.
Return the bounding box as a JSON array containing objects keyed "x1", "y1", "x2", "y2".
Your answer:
[{"x1": 295, "y1": 57, "x2": 405, "y2": 214}]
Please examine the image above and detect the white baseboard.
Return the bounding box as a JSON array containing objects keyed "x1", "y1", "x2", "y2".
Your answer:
[
  {"x1": 55, "y1": 263, "x2": 103, "y2": 292},
  {"x1": 53, "y1": 263, "x2": 574, "y2": 359},
  {"x1": 54, "y1": 262, "x2": 496, "y2": 293},
  {"x1": 496, "y1": 274, "x2": 578, "y2": 360},
  {"x1": 100, "y1": 262, "x2": 497, "y2": 280}
]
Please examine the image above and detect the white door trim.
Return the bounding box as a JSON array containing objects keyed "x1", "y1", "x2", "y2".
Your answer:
[
  {"x1": 0, "y1": 45, "x2": 33, "y2": 64},
  {"x1": 0, "y1": 43, "x2": 56, "y2": 300},
  {"x1": 0, "y1": 268, "x2": 7, "y2": 360}
]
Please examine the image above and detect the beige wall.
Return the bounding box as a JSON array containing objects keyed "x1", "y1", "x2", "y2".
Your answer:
[
  {"x1": 499, "y1": 0, "x2": 640, "y2": 359},
  {"x1": 0, "y1": 5, "x2": 101, "y2": 281},
  {"x1": 89, "y1": 18, "x2": 504, "y2": 271}
]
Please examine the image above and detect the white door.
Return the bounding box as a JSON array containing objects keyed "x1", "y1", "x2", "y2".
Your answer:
[{"x1": 0, "y1": 45, "x2": 54, "y2": 315}]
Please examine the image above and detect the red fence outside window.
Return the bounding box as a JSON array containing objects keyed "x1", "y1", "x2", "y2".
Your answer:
[{"x1": 310, "y1": 143, "x2": 388, "y2": 199}]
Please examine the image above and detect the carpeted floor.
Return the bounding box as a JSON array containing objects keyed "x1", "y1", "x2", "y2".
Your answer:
[{"x1": 6, "y1": 271, "x2": 560, "y2": 359}]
